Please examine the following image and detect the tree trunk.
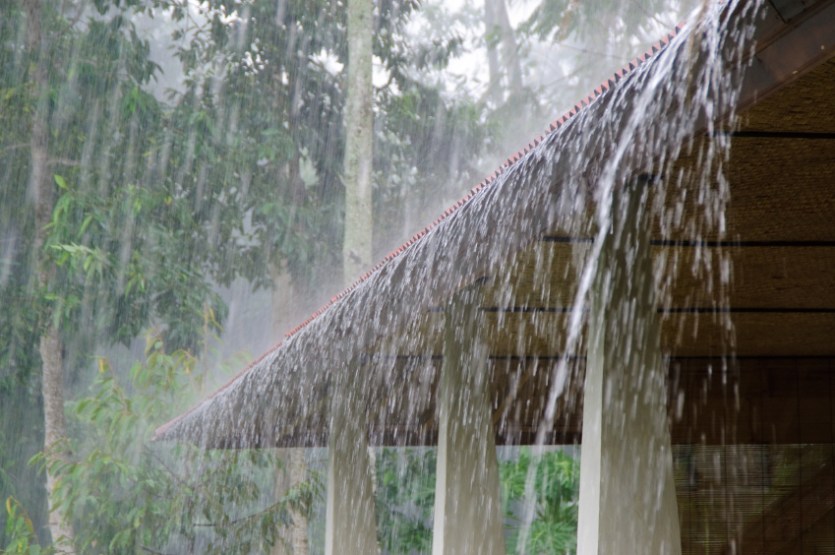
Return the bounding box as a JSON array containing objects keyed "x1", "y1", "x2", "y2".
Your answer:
[
  {"x1": 269, "y1": 449, "x2": 309, "y2": 555},
  {"x1": 483, "y1": 0, "x2": 524, "y2": 102},
  {"x1": 287, "y1": 449, "x2": 309, "y2": 554},
  {"x1": 329, "y1": 1, "x2": 379, "y2": 552},
  {"x1": 342, "y1": 0, "x2": 374, "y2": 283},
  {"x1": 483, "y1": 0, "x2": 502, "y2": 104},
  {"x1": 39, "y1": 325, "x2": 73, "y2": 548},
  {"x1": 493, "y1": 0, "x2": 522, "y2": 98},
  {"x1": 25, "y1": 0, "x2": 75, "y2": 548}
]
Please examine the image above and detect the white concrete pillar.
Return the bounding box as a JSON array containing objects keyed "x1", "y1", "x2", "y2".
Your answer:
[
  {"x1": 432, "y1": 293, "x2": 506, "y2": 555},
  {"x1": 577, "y1": 182, "x2": 681, "y2": 555},
  {"x1": 325, "y1": 360, "x2": 379, "y2": 555}
]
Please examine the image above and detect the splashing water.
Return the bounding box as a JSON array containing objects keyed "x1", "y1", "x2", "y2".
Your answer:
[{"x1": 515, "y1": 0, "x2": 765, "y2": 551}]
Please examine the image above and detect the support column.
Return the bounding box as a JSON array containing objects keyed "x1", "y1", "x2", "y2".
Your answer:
[
  {"x1": 432, "y1": 293, "x2": 506, "y2": 555},
  {"x1": 325, "y1": 360, "x2": 378, "y2": 555},
  {"x1": 577, "y1": 182, "x2": 681, "y2": 555}
]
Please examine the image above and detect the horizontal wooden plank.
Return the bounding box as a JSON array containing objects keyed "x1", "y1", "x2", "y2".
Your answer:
[{"x1": 358, "y1": 357, "x2": 835, "y2": 447}]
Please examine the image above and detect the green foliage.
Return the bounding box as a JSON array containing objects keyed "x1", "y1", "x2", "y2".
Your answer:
[
  {"x1": 501, "y1": 449, "x2": 579, "y2": 554},
  {"x1": 0, "y1": 0, "x2": 229, "y2": 404},
  {"x1": 375, "y1": 448, "x2": 436, "y2": 553},
  {"x1": 373, "y1": 447, "x2": 580, "y2": 554},
  {"x1": 30, "y1": 335, "x2": 320, "y2": 555},
  {"x1": 0, "y1": 393, "x2": 45, "y2": 550},
  {"x1": 45, "y1": 176, "x2": 228, "y2": 351},
  {"x1": 163, "y1": 0, "x2": 487, "y2": 285},
  {"x1": 2, "y1": 497, "x2": 49, "y2": 555}
]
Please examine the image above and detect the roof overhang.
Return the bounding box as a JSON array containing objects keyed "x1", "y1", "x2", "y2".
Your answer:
[{"x1": 155, "y1": 0, "x2": 835, "y2": 449}]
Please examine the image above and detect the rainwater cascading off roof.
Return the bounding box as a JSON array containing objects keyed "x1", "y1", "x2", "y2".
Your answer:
[{"x1": 155, "y1": 0, "x2": 835, "y2": 451}]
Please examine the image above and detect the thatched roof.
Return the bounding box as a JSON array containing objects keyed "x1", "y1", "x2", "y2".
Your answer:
[{"x1": 155, "y1": 0, "x2": 835, "y2": 449}]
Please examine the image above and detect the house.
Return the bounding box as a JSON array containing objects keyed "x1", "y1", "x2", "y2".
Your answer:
[{"x1": 155, "y1": 0, "x2": 835, "y2": 552}]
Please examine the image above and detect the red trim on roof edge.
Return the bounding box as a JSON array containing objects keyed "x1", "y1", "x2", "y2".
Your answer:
[{"x1": 153, "y1": 23, "x2": 685, "y2": 440}]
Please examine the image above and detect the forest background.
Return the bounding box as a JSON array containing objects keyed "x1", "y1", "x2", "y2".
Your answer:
[{"x1": 0, "y1": 0, "x2": 694, "y2": 552}]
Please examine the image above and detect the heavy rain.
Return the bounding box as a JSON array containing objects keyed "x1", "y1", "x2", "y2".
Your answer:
[{"x1": 3, "y1": 0, "x2": 835, "y2": 553}]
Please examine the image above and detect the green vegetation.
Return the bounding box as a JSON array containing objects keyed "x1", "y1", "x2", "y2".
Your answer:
[
  {"x1": 372, "y1": 447, "x2": 580, "y2": 554},
  {"x1": 7, "y1": 335, "x2": 318, "y2": 554},
  {"x1": 501, "y1": 449, "x2": 579, "y2": 554}
]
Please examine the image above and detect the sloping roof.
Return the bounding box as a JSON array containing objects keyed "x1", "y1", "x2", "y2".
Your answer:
[{"x1": 155, "y1": 0, "x2": 835, "y2": 448}]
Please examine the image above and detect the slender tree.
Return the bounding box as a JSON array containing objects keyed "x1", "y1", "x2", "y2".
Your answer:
[
  {"x1": 23, "y1": 0, "x2": 75, "y2": 546},
  {"x1": 331, "y1": 0, "x2": 378, "y2": 552},
  {"x1": 484, "y1": 0, "x2": 524, "y2": 103},
  {"x1": 342, "y1": 0, "x2": 374, "y2": 283}
]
